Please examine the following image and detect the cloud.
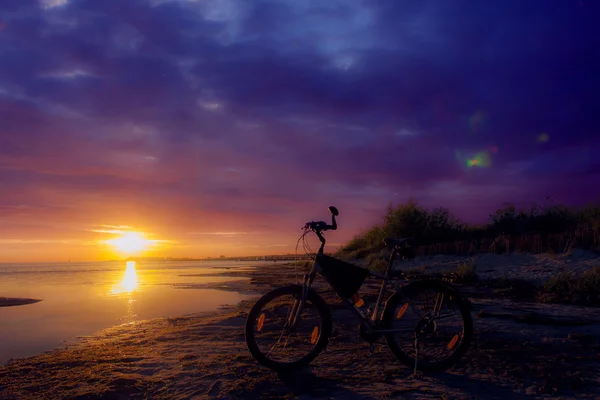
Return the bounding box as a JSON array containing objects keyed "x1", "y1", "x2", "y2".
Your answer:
[
  {"x1": 1, "y1": 0, "x2": 599, "y2": 259},
  {"x1": 39, "y1": 0, "x2": 68, "y2": 10},
  {"x1": 0, "y1": 238, "x2": 93, "y2": 245},
  {"x1": 90, "y1": 229, "x2": 128, "y2": 234}
]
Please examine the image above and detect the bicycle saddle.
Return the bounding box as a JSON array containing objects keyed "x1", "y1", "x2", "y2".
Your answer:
[{"x1": 383, "y1": 237, "x2": 415, "y2": 249}]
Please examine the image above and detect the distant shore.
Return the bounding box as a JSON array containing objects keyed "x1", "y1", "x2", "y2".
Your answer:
[
  {"x1": 0, "y1": 297, "x2": 42, "y2": 308},
  {"x1": 124, "y1": 255, "x2": 316, "y2": 262},
  {"x1": 2, "y1": 254, "x2": 600, "y2": 399}
]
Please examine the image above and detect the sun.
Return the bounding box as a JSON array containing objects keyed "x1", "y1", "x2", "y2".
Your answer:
[{"x1": 107, "y1": 232, "x2": 151, "y2": 255}]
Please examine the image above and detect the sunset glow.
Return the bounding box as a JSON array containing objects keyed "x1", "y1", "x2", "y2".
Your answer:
[
  {"x1": 0, "y1": 1, "x2": 598, "y2": 262},
  {"x1": 106, "y1": 232, "x2": 152, "y2": 255}
]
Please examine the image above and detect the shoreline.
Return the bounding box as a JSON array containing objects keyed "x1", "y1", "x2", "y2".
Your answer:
[{"x1": 1, "y1": 257, "x2": 600, "y2": 399}]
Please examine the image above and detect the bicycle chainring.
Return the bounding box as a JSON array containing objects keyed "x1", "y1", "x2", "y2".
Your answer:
[{"x1": 358, "y1": 322, "x2": 381, "y2": 343}]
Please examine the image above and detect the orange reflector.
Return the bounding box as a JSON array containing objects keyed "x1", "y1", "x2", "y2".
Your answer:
[
  {"x1": 311, "y1": 326, "x2": 319, "y2": 344},
  {"x1": 257, "y1": 314, "x2": 265, "y2": 332},
  {"x1": 447, "y1": 334, "x2": 459, "y2": 350},
  {"x1": 353, "y1": 293, "x2": 365, "y2": 307},
  {"x1": 397, "y1": 303, "x2": 409, "y2": 319}
]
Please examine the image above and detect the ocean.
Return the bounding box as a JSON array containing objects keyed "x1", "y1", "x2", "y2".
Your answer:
[{"x1": 0, "y1": 260, "x2": 273, "y2": 365}]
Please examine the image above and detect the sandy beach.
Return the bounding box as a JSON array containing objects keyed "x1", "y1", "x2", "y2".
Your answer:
[{"x1": 2, "y1": 252, "x2": 600, "y2": 399}]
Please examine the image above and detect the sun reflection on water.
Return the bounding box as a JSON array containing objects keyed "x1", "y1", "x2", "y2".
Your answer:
[{"x1": 111, "y1": 261, "x2": 139, "y2": 295}]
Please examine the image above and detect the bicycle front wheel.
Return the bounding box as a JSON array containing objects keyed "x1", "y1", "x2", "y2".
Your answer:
[
  {"x1": 382, "y1": 280, "x2": 473, "y2": 372},
  {"x1": 245, "y1": 285, "x2": 332, "y2": 371}
]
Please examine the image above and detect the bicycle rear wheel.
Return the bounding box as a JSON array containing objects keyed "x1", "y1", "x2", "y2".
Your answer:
[
  {"x1": 245, "y1": 285, "x2": 332, "y2": 371},
  {"x1": 382, "y1": 280, "x2": 473, "y2": 372}
]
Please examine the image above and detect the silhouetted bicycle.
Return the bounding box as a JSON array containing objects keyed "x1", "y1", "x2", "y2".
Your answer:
[{"x1": 245, "y1": 206, "x2": 473, "y2": 373}]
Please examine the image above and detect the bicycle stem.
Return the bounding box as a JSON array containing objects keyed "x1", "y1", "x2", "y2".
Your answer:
[{"x1": 315, "y1": 231, "x2": 326, "y2": 254}]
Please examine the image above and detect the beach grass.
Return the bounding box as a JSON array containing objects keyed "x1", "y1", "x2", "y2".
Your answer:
[{"x1": 337, "y1": 199, "x2": 600, "y2": 263}]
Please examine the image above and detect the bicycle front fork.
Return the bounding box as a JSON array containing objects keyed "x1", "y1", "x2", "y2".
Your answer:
[{"x1": 287, "y1": 273, "x2": 311, "y2": 329}]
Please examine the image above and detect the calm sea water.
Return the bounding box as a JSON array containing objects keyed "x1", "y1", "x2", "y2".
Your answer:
[{"x1": 0, "y1": 260, "x2": 275, "y2": 365}]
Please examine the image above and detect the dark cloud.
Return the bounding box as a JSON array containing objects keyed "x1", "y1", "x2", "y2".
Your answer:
[{"x1": 1, "y1": 0, "x2": 599, "y2": 257}]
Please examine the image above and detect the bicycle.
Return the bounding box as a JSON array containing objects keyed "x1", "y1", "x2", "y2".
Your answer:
[{"x1": 245, "y1": 206, "x2": 473, "y2": 373}]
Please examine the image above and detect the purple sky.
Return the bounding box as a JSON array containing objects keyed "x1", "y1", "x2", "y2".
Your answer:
[{"x1": 1, "y1": 0, "x2": 599, "y2": 261}]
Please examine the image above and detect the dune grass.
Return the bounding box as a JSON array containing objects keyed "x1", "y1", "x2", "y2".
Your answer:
[
  {"x1": 538, "y1": 267, "x2": 600, "y2": 306},
  {"x1": 479, "y1": 268, "x2": 600, "y2": 307},
  {"x1": 337, "y1": 199, "x2": 600, "y2": 263},
  {"x1": 408, "y1": 261, "x2": 600, "y2": 307}
]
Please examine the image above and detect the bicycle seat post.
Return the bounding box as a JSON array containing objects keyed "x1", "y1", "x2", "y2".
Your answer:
[{"x1": 384, "y1": 247, "x2": 399, "y2": 278}]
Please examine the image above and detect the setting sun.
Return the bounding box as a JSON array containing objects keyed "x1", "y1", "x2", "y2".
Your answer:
[{"x1": 106, "y1": 232, "x2": 151, "y2": 255}]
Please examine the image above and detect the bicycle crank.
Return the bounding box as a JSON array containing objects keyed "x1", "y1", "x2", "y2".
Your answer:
[{"x1": 358, "y1": 321, "x2": 381, "y2": 344}]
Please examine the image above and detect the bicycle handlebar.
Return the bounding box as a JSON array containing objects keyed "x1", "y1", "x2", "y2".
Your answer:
[
  {"x1": 303, "y1": 206, "x2": 339, "y2": 247},
  {"x1": 304, "y1": 206, "x2": 338, "y2": 232},
  {"x1": 304, "y1": 220, "x2": 336, "y2": 232}
]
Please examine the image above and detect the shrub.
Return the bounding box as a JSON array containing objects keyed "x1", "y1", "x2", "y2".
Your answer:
[
  {"x1": 453, "y1": 261, "x2": 478, "y2": 285},
  {"x1": 539, "y1": 267, "x2": 600, "y2": 306}
]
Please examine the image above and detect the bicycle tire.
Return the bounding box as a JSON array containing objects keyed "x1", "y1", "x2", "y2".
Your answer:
[
  {"x1": 382, "y1": 280, "x2": 473, "y2": 372},
  {"x1": 245, "y1": 284, "x2": 332, "y2": 371}
]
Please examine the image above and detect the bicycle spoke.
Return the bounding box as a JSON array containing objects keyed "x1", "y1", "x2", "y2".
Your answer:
[
  {"x1": 385, "y1": 283, "x2": 470, "y2": 370},
  {"x1": 251, "y1": 291, "x2": 324, "y2": 364}
]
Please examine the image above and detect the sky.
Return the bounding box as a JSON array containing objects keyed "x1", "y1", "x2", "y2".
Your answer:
[{"x1": 1, "y1": 0, "x2": 599, "y2": 262}]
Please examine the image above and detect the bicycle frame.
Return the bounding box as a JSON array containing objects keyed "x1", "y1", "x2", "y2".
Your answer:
[{"x1": 290, "y1": 231, "x2": 442, "y2": 335}]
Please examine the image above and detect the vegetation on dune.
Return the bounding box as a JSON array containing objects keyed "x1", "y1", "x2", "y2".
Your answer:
[
  {"x1": 337, "y1": 199, "x2": 600, "y2": 262},
  {"x1": 404, "y1": 261, "x2": 600, "y2": 307},
  {"x1": 452, "y1": 260, "x2": 479, "y2": 285},
  {"x1": 481, "y1": 267, "x2": 600, "y2": 307},
  {"x1": 538, "y1": 267, "x2": 600, "y2": 306},
  {"x1": 334, "y1": 200, "x2": 600, "y2": 306}
]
